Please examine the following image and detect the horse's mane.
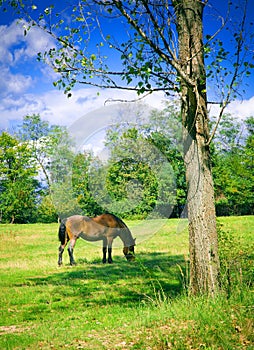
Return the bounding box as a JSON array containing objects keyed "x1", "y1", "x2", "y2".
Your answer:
[
  {"x1": 109, "y1": 213, "x2": 129, "y2": 229},
  {"x1": 110, "y1": 213, "x2": 136, "y2": 246}
]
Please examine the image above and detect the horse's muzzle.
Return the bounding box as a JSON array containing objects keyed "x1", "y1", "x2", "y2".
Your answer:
[{"x1": 125, "y1": 253, "x2": 135, "y2": 262}]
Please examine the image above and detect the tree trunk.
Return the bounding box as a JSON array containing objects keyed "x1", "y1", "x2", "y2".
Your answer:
[{"x1": 173, "y1": 0, "x2": 220, "y2": 295}]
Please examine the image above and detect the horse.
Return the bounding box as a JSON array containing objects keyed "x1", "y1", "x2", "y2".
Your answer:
[{"x1": 58, "y1": 213, "x2": 136, "y2": 266}]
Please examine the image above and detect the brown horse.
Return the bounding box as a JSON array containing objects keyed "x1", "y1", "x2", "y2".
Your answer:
[{"x1": 58, "y1": 213, "x2": 136, "y2": 266}]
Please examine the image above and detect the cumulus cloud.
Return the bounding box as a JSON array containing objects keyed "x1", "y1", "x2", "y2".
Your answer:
[
  {"x1": 0, "y1": 19, "x2": 55, "y2": 98},
  {"x1": 227, "y1": 97, "x2": 254, "y2": 119},
  {"x1": 0, "y1": 19, "x2": 55, "y2": 64},
  {"x1": 1, "y1": 82, "x2": 254, "y2": 132},
  {"x1": 44, "y1": 88, "x2": 167, "y2": 126},
  {"x1": 0, "y1": 21, "x2": 23, "y2": 65},
  {"x1": 0, "y1": 87, "x2": 167, "y2": 131},
  {"x1": 0, "y1": 67, "x2": 33, "y2": 95},
  {"x1": 209, "y1": 97, "x2": 254, "y2": 121}
]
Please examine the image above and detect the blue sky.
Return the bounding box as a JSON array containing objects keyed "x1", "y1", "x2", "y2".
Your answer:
[{"x1": 0, "y1": 0, "x2": 254, "y2": 134}]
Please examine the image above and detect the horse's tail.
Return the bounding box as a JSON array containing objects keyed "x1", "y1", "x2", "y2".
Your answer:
[{"x1": 58, "y1": 219, "x2": 67, "y2": 245}]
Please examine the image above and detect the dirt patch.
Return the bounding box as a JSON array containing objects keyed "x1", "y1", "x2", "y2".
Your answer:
[{"x1": 0, "y1": 325, "x2": 31, "y2": 335}]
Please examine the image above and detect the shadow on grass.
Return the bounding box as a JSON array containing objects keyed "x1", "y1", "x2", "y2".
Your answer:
[{"x1": 25, "y1": 252, "x2": 189, "y2": 307}]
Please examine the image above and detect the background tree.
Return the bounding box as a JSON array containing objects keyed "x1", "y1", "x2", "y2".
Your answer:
[
  {"x1": 104, "y1": 103, "x2": 186, "y2": 218},
  {"x1": 212, "y1": 115, "x2": 254, "y2": 216},
  {"x1": 106, "y1": 127, "x2": 165, "y2": 218},
  {"x1": 36, "y1": 195, "x2": 58, "y2": 223},
  {"x1": 17, "y1": 114, "x2": 75, "y2": 220},
  {"x1": 0, "y1": 132, "x2": 39, "y2": 223},
  {"x1": 72, "y1": 151, "x2": 103, "y2": 216},
  {"x1": 5, "y1": 0, "x2": 253, "y2": 295},
  {"x1": 145, "y1": 105, "x2": 187, "y2": 217},
  {"x1": 18, "y1": 114, "x2": 72, "y2": 192},
  {"x1": 18, "y1": 114, "x2": 55, "y2": 190}
]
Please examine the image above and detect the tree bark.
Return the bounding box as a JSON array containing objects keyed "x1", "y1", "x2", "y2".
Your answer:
[{"x1": 173, "y1": 0, "x2": 220, "y2": 295}]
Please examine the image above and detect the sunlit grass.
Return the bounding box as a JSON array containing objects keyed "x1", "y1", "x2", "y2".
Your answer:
[{"x1": 0, "y1": 216, "x2": 253, "y2": 349}]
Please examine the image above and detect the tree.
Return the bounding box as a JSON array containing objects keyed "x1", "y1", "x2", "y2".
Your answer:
[
  {"x1": 212, "y1": 115, "x2": 254, "y2": 216},
  {"x1": 72, "y1": 152, "x2": 103, "y2": 216},
  {"x1": 106, "y1": 127, "x2": 171, "y2": 218},
  {"x1": 17, "y1": 114, "x2": 76, "y2": 220},
  {"x1": 37, "y1": 195, "x2": 58, "y2": 223},
  {"x1": 18, "y1": 114, "x2": 73, "y2": 193},
  {"x1": 105, "y1": 104, "x2": 186, "y2": 218},
  {"x1": 145, "y1": 105, "x2": 187, "y2": 217},
  {"x1": 0, "y1": 132, "x2": 39, "y2": 223},
  {"x1": 6, "y1": 0, "x2": 253, "y2": 295}
]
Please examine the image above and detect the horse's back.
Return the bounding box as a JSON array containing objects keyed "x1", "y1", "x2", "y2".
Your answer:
[
  {"x1": 92, "y1": 213, "x2": 126, "y2": 229},
  {"x1": 64, "y1": 214, "x2": 130, "y2": 241},
  {"x1": 65, "y1": 215, "x2": 89, "y2": 237}
]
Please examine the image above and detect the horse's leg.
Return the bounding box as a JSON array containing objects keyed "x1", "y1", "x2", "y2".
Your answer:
[
  {"x1": 107, "y1": 237, "x2": 113, "y2": 264},
  {"x1": 102, "y1": 237, "x2": 107, "y2": 264},
  {"x1": 68, "y1": 238, "x2": 77, "y2": 266},
  {"x1": 58, "y1": 243, "x2": 66, "y2": 266}
]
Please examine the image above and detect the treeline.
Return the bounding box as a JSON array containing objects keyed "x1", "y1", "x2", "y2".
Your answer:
[{"x1": 0, "y1": 106, "x2": 253, "y2": 223}]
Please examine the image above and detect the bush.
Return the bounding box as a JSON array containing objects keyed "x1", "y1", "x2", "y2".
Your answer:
[{"x1": 37, "y1": 195, "x2": 58, "y2": 223}]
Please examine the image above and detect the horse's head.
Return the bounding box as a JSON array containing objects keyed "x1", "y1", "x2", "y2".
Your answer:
[
  {"x1": 123, "y1": 239, "x2": 136, "y2": 261},
  {"x1": 123, "y1": 245, "x2": 135, "y2": 261}
]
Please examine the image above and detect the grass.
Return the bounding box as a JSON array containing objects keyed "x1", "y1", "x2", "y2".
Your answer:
[{"x1": 0, "y1": 216, "x2": 253, "y2": 349}]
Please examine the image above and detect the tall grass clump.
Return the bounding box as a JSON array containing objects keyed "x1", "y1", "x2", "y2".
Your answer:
[
  {"x1": 132, "y1": 218, "x2": 254, "y2": 349},
  {"x1": 217, "y1": 220, "x2": 253, "y2": 298}
]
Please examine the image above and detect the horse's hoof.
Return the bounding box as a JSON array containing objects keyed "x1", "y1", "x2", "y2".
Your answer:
[{"x1": 108, "y1": 259, "x2": 113, "y2": 264}]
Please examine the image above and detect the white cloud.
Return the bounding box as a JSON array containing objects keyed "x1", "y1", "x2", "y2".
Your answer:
[
  {"x1": 209, "y1": 96, "x2": 254, "y2": 121},
  {"x1": 1, "y1": 85, "x2": 254, "y2": 132},
  {"x1": 0, "y1": 87, "x2": 166, "y2": 131},
  {"x1": 0, "y1": 19, "x2": 55, "y2": 64},
  {"x1": 38, "y1": 88, "x2": 166, "y2": 127},
  {"x1": 0, "y1": 19, "x2": 56, "y2": 98},
  {"x1": 0, "y1": 67, "x2": 33, "y2": 95},
  {"x1": 22, "y1": 23, "x2": 55, "y2": 58},
  {"x1": 227, "y1": 97, "x2": 254, "y2": 119},
  {"x1": 0, "y1": 21, "x2": 23, "y2": 64}
]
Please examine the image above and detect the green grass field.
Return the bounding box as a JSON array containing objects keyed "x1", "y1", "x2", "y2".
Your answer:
[{"x1": 0, "y1": 216, "x2": 253, "y2": 349}]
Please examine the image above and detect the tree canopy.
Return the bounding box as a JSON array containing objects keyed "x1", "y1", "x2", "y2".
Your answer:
[{"x1": 0, "y1": 111, "x2": 253, "y2": 223}]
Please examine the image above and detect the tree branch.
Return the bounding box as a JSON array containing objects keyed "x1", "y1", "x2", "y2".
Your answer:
[
  {"x1": 111, "y1": 0, "x2": 196, "y2": 89},
  {"x1": 206, "y1": 0, "x2": 248, "y2": 146}
]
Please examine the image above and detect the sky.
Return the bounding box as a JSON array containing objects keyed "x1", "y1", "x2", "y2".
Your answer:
[{"x1": 0, "y1": 0, "x2": 254, "y2": 137}]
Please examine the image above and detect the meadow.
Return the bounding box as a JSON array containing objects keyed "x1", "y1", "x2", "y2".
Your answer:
[{"x1": 0, "y1": 216, "x2": 253, "y2": 349}]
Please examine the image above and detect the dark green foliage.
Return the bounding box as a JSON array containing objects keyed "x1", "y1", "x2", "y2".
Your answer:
[
  {"x1": 37, "y1": 195, "x2": 58, "y2": 223},
  {"x1": 212, "y1": 115, "x2": 254, "y2": 216},
  {"x1": 102, "y1": 106, "x2": 185, "y2": 219},
  {"x1": 0, "y1": 132, "x2": 39, "y2": 223},
  {"x1": 72, "y1": 152, "x2": 103, "y2": 216}
]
